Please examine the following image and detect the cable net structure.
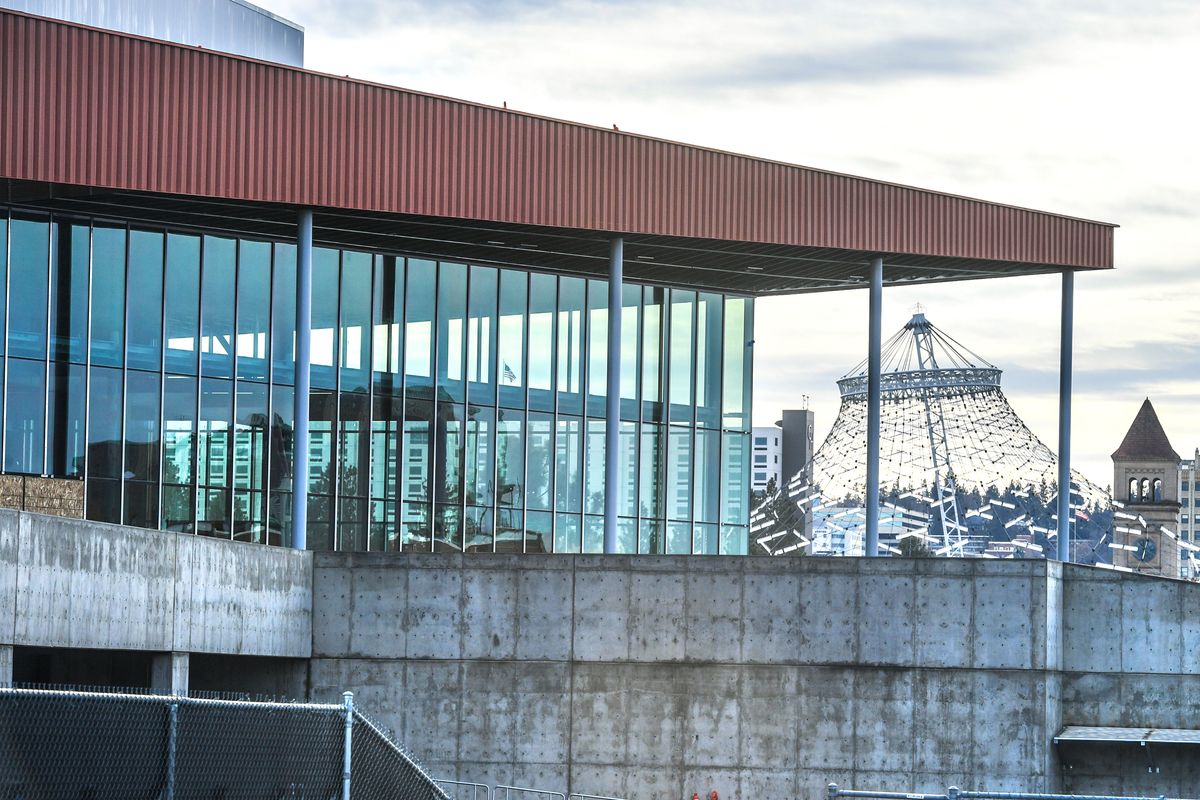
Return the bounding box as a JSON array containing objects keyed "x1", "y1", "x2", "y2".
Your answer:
[{"x1": 751, "y1": 312, "x2": 1110, "y2": 558}]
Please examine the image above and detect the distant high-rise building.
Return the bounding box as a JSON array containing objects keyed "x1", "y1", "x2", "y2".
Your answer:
[
  {"x1": 750, "y1": 408, "x2": 814, "y2": 496},
  {"x1": 1111, "y1": 399, "x2": 1181, "y2": 577},
  {"x1": 1179, "y1": 448, "x2": 1198, "y2": 577}
]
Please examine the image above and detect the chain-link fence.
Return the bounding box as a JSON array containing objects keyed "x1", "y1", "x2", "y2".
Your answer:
[{"x1": 0, "y1": 685, "x2": 447, "y2": 800}]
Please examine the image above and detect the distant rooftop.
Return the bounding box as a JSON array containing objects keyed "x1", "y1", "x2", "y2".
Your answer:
[{"x1": 1112, "y1": 399, "x2": 1180, "y2": 462}]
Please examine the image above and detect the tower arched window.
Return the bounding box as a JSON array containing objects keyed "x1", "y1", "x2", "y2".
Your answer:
[
  {"x1": 1129, "y1": 478, "x2": 1139, "y2": 502},
  {"x1": 1141, "y1": 478, "x2": 1151, "y2": 503},
  {"x1": 1153, "y1": 479, "x2": 1163, "y2": 502}
]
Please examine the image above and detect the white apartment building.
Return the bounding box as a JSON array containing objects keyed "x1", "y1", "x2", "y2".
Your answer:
[
  {"x1": 1181, "y1": 449, "x2": 1198, "y2": 577},
  {"x1": 751, "y1": 427, "x2": 783, "y2": 494}
]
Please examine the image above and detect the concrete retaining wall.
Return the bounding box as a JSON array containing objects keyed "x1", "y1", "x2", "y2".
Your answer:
[{"x1": 0, "y1": 510, "x2": 312, "y2": 658}]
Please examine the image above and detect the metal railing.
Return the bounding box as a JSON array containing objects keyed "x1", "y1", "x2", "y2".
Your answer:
[
  {"x1": 439, "y1": 782, "x2": 628, "y2": 800},
  {"x1": 495, "y1": 785, "x2": 567, "y2": 800},
  {"x1": 0, "y1": 684, "x2": 447, "y2": 800},
  {"x1": 829, "y1": 783, "x2": 1190, "y2": 800}
]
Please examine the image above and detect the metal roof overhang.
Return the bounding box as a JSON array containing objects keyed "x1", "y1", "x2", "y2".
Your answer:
[
  {"x1": 0, "y1": 180, "x2": 1106, "y2": 298},
  {"x1": 0, "y1": 9, "x2": 1117, "y2": 295},
  {"x1": 1054, "y1": 726, "x2": 1200, "y2": 746}
]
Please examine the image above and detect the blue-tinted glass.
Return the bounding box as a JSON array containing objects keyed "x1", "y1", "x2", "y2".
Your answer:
[
  {"x1": 234, "y1": 381, "x2": 269, "y2": 543},
  {"x1": 586, "y1": 279, "x2": 607, "y2": 417},
  {"x1": 402, "y1": 397, "x2": 433, "y2": 504},
  {"x1": 720, "y1": 524, "x2": 748, "y2": 556},
  {"x1": 90, "y1": 224, "x2": 127, "y2": 367},
  {"x1": 464, "y1": 404, "x2": 494, "y2": 508},
  {"x1": 197, "y1": 378, "x2": 233, "y2": 536},
  {"x1": 268, "y1": 383, "x2": 294, "y2": 544},
  {"x1": 496, "y1": 508, "x2": 523, "y2": 553},
  {"x1": 695, "y1": 428, "x2": 720, "y2": 523},
  {"x1": 162, "y1": 374, "x2": 197, "y2": 531},
  {"x1": 555, "y1": 415, "x2": 582, "y2": 513},
  {"x1": 669, "y1": 290, "x2": 695, "y2": 423},
  {"x1": 526, "y1": 509, "x2": 552, "y2": 553},
  {"x1": 372, "y1": 255, "x2": 404, "y2": 395},
  {"x1": 307, "y1": 389, "x2": 337, "y2": 549},
  {"x1": 721, "y1": 431, "x2": 750, "y2": 525},
  {"x1": 338, "y1": 391, "x2": 370, "y2": 499},
  {"x1": 200, "y1": 236, "x2": 236, "y2": 378},
  {"x1": 236, "y1": 240, "x2": 271, "y2": 382},
  {"x1": 465, "y1": 505, "x2": 491, "y2": 553},
  {"x1": 556, "y1": 277, "x2": 585, "y2": 415},
  {"x1": 164, "y1": 233, "x2": 201, "y2": 374},
  {"x1": 641, "y1": 286, "x2": 665, "y2": 423},
  {"x1": 583, "y1": 515, "x2": 603, "y2": 554},
  {"x1": 639, "y1": 519, "x2": 664, "y2": 554},
  {"x1": 666, "y1": 427, "x2": 691, "y2": 521},
  {"x1": 0, "y1": 218, "x2": 7, "y2": 353},
  {"x1": 272, "y1": 244, "x2": 297, "y2": 385},
  {"x1": 696, "y1": 292, "x2": 723, "y2": 429},
  {"x1": 693, "y1": 522, "x2": 718, "y2": 555},
  {"x1": 49, "y1": 222, "x2": 89, "y2": 363},
  {"x1": 554, "y1": 513, "x2": 581, "y2": 553},
  {"x1": 436, "y1": 262, "x2": 467, "y2": 402},
  {"x1": 526, "y1": 412, "x2": 553, "y2": 511},
  {"x1": 46, "y1": 362, "x2": 85, "y2": 477},
  {"x1": 125, "y1": 370, "x2": 161, "y2": 482},
  {"x1": 87, "y1": 365, "x2": 123, "y2": 480},
  {"x1": 667, "y1": 521, "x2": 691, "y2": 554},
  {"x1": 437, "y1": 402, "x2": 465, "y2": 505},
  {"x1": 584, "y1": 419, "x2": 604, "y2": 515},
  {"x1": 496, "y1": 408, "x2": 524, "y2": 510},
  {"x1": 639, "y1": 423, "x2": 663, "y2": 521},
  {"x1": 497, "y1": 270, "x2": 526, "y2": 409},
  {"x1": 722, "y1": 297, "x2": 753, "y2": 430},
  {"x1": 467, "y1": 265, "x2": 497, "y2": 406},
  {"x1": 527, "y1": 273, "x2": 555, "y2": 412},
  {"x1": 370, "y1": 395, "x2": 403, "y2": 538},
  {"x1": 126, "y1": 231, "x2": 164, "y2": 371},
  {"x1": 402, "y1": 501, "x2": 431, "y2": 553},
  {"x1": 404, "y1": 259, "x2": 436, "y2": 400},
  {"x1": 4, "y1": 359, "x2": 45, "y2": 473},
  {"x1": 8, "y1": 217, "x2": 50, "y2": 359},
  {"x1": 435, "y1": 503, "x2": 462, "y2": 552},
  {"x1": 620, "y1": 284, "x2": 640, "y2": 420},
  {"x1": 339, "y1": 251, "x2": 372, "y2": 394},
  {"x1": 311, "y1": 248, "x2": 339, "y2": 390},
  {"x1": 618, "y1": 420, "x2": 637, "y2": 517}
]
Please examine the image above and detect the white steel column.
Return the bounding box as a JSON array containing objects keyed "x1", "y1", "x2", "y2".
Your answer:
[
  {"x1": 864, "y1": 257, "x2": 883, "y2": 557},
  {"x1": 292, "y1": 209, "x2": 313, "y2": 549},
  {"x1": 1057, "y1": 269, "x2": 1074, "y2": 562},
  {"x1": 603, "y1": 237, "x2": 623, "y2": 554}
]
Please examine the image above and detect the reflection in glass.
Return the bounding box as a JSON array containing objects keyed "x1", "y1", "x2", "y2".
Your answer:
[
  {"x1": 200, "y1": 236, "x2": 236, "y2": 378},
  {"x1": 164, "y1": 234, "x2": 201, "y2": 375},
  {"x1": 586, "y1": 279, "x2": 607, "y2": 417},
  {"x1": 234, "y1": 381, "x2": 269, "y2": 543},
  {"x1": 583, "y1": 515, "x2": 603, "y2": 554},
  {"x1": 526, "y1": 412, "x2": 553, "y2": 511},
  {"x1": 496, "y1": 409, "x2": 524, "y2": 510},
  {"x1": 437, "y1": 402, "x2": 465, "y2": 505},
  {"x1": 47, "y1": 362, "x2": 85, "y2": 477},
  {"x1": 556, "y1": 277, "x2": 584, "y2": 415},
  {"x1": 436, "y1": 503, "x2": 462, "y2": 552},
  {"x1": 618, "y1": 421, "x2": 637, "y2": 517},
  {"x1": 237, "y1": 240, "x2": 271, "y2": 382},
  {"x1": 693, "y1": 522, "x2": 718, "y2": 555},
  {"x1": 402, "y1": 500, "x2": 431, "y2": 552},
  {"x1": 641, "y1": 286, "x2": 664, "y2": 422},
  {"x1": 8, "y1": 218, "x2": 49, "y2": 359},
  {"x1": 720, "y1": 524, "x2": 748, "y2": 556},
  {"x1": 124, "y1": 370, "x2": 161, "y2": 528},
  {"x1": 162, "y1": 375, "x2": 197, "y2": 530},
  {"x1": 667, "y1": 521, "x2": 691, "y2": 555},
  {"x1": 639, "y1": 424, "x2": 663, "y2": 521},
  {"x1": 307, "y1": 389, "x2": 337, "y2": 549},
  {"x1": 555, "y1": 416, "x2": 582, "y2": 513},
  {"x1": 584, "y1": 419, "x2": 605, "y2": 515},
  {"x1": 50, "y1": 222, "x2": 89, "y2": 364},
  {"x1": 340, "y1": 251, "x2": 372, "y2": 393},
  {"x1": 87, "y1": 366, "x2": 123, "y2": 480},
  {"x1": 338, "y1": 392, "x2": 370, "y2": 550},
  {"x1": 372, "y1": 255, "x2": 404, "y2": 395},
  {"x1": 620, "y1": 285, "x2": 640, "y2": 420},
  {"x1": 497, "y1": 270, "x2": 526, "y2": 409},
  {"x1": 669, "y1": 290, "x2": 695, "y2": 423},
  {"x1": 694, "y1": 429, "x2": 720, "y2": 523},
  {"x1": 403, "y1": 398, "x2": 433, "y2": 504},
  {"x1": 667, "y1": 427, "x2": 691, "y2": 521},
  {"x1": 464, "y1": 405, "x2": 494, "y2": 508},
  {"x1": 695, "y1": 292, "x2": 723, "y2": 429},
  {"x1": 404, "y1": 260, "x2": 436, "y2": 397},
  {"x1": 127, "y1": 231, "x2": 164, "y2": 371},
  {"x1": 722, "y1": 297, "x2": 752, "y2": 430},
  {"x1": 526, "y1": 509, "x2": 552, "y2": 553},
  {"x1": 4, "y1": 359, "x2": 45, "y2": 474},
  {"x1": 555, "y1": 513, "x2": 581, "y2": 553},
  {"x1": 268, "y1": 384, "x2": 294, "y2": 543},
  {"x1": 722, "y1": 431, "x2": 750, "y2": 526},
  {"x1": 311, "y1": 248, "x2": 339, "y2": 390},
  {"x1": 91, "y1": 224, "x2": 127, "y2": 367},
  {"x1": 370, "y1": 394, "x2": 403, "y2": 550},
  {"x1": 527, "y1": 273, "x2": 555, "y2": 412},
  {"x1": 640, "y1": 518, "x2": 664, "y2": 555},
  {"x1": 272, "y1": 244, "x2": 297, "y2": 385},
  {"x1": 197, "y1": 378, "x2": 233, "y2": 536},
  {"x1": 467, "y1": 265, "x2": 497, "y2": 406},
  {"x1": 0, "y1": 218, "x2": 7, "y2": 354},
  {"x1": 437, "y1": 262, "x2": 467, "y2": 402}
]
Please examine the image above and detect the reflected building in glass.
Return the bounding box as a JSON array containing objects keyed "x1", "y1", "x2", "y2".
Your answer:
[{"x1": 0, "y1": 210, "x2": 754, "y2": 554}]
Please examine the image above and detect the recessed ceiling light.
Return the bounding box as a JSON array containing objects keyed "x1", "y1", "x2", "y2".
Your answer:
[
  {"x1": 487, "y1": 240, "x2": 504, "y2": 245},
  {"x1": 636, "y1": 255, "x2": 654, "y2": 261},
  {"x1": 747, "y1": 266, "x2": 764, "y2": 271}
]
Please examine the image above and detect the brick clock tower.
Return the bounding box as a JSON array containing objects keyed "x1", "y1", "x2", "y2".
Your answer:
[{"x1": 1111, "y1": 399, "x2": 1181, "y2": 577}]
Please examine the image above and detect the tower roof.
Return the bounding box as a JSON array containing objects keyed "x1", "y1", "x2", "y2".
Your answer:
[{"x1": 1112, "y1": 399, "x2": 1180, "y2": 462}]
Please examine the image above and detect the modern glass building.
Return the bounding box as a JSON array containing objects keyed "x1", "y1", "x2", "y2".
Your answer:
[{"x1": 0, "y1": 208, "x2": 754, "y2": 554}]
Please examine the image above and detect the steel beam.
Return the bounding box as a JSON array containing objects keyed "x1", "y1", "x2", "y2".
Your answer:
[
  {"x1": 1057, "y1": 269, "x2": 1074, "y2": 562},
  {"x1": 865, "y1": 257, "x2": 883, "y2": 557},
  {"x1": 292, "y1": 209, "x2": 313, "y2": 549},
  {"x1": 604, "y1": 237, "x2": 623, "y2": 554}
]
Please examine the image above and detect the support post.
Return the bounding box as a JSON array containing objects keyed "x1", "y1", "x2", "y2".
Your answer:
[
  {"x1": 165, "y1": 701, "x2": 178, "y2": 800},
  {"x1": 603, "y1": 237, "x2": 623, "y2": 554},
  {"x1": 151, "y1": 652, "x2": 189, "y2": 696},
  {"x1": 0, "y1": 644, "x2": 12, "y2": 685},
  {"x1": 864, "y1": 257, "x2": 883, "y2": 557},
  {"x1": 1057, "y1": 269, "x2": 1074, "y2": 563},
  {"x1": 342, "y1": 691, "x2": 354, "y2": 800},
  {"x1": 292, "y1": 209, "x2": 313, "y2": 550}
]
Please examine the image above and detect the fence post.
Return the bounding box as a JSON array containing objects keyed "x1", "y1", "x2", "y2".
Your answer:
[
  {"x1": 827, "y1": 783, "x2": 838, "y2": 800},
  {"x1": 947, "y1": 787, "x2": 960, "y2": 800},
  {"x1": 342, "y1": 691, "x2": 354, "y2": 800},
  {"x1": 166, "y1": 701, "x2": 178, "y2": 800}
]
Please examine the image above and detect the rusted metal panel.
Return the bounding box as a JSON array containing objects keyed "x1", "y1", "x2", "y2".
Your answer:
[{"x1": 0, "y1": 9, "x2": 1114, "y2": 270}]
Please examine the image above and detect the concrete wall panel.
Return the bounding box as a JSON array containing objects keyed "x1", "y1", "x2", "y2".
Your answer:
[{"x1": 0, "y1": 509, "x2": 19, "y2": 644}]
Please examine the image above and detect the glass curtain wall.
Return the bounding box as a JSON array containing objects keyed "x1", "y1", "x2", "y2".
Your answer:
[{"x1": 0, "y1": 207, "x2": 754, "y2": 553}]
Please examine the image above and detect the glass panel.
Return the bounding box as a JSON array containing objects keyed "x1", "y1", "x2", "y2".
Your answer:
[
  {"x1": 639, "y1": 423, "x2": 664, "y2": 521},
  {"x1": 272, "y1": 244, "x2": 297, "y2": 385},
  {"x1": 583, "y1": 515, "x2": 603, "y2": 554},
  {"x1": 666, "y1": 427, "x2": 692, "y2": 521},
  {"x1": 197, "y1": 378, "x2": 233, "y2": 537},
  {"x1": 268, "y1": 383, "x2": 294, "y2": 545},
  {"x1": 3, "y1": 359, "x2": 44, "y2": 473},
  {"x1": 526, "y1": 412, "x2": 553, "y2": 512},
  {"x1": 90, "y1": 224, "x2": 127, "y2": 367},
  {"x1": 693, "y1": 522, "x2": 718, "y2": 555},
  {"x1": 307, "y1": 390, "x2": 337, "y2": 549},
  {"x1": 556, "y1": 277, "x2": 584, "y2": 415},
  {"x1": 584, "y1": 418, "x2": 605, "y2": 515},
  {"x1": 126, "y1": 231, "x2": 164, "y2": 371},
  {"x1": 370, "y1": 395, "x2": 403, "y2": 549},
  {"x1": 236, "y1": 240, "x2": 271, "y2": 382},
  {"x1": 555, "y1": 416, "x2": 582, "y2": 513},
  {"x1": 554, "y1": 513, "x2": 581, "y2": 554},
  {"x1": 586, "y1": 279, "x2": 607, "y2": 417},
  {"x1": 339, "y1": 496, "x2": 368, "y2": 552},
  {"x1": 124, "y1": 481, "x2": 158, "y2": 530},
  {"x1": 641, "y1": 286, "x2": 665, "y2": 423},
  {"x1": 720, "y1": 524, "x2": 748, "y2": 556},
  {"x1": 527, "y1": 273, "x2": 555, "y2": 412},
  {"x1": 618, "y1": 420, "x2": 637, "y2": 517},
  {"x1": 437, "y1": 402, "x2": 465, "y2": 505},
  {"x1": 0, "y1": 218, "x2": 7, "y2": 353},
  {"x1": 722, "y1": 431, "x2": 750, "y2": 525},
  {"x1": 667, "y1": 521, "x2": 691, "y2": 554},
  {"x1": 694, "y1": 429, "x2": 720, "y2": 523},
  {"x1": 338, "y1": 391, "x2": 370, "y2": 503},
  {"x1": 722, "y1": 297, "x2": 752, "y2": 429},
  {"x1": 8, "y1": 217, "x2": 49, "y2": 359},
  {"x1": 46, "y1": 362, "x2": 85, "y2": 477},
  {"x1": 402, "y1": 397, "x2": 433, "y2": 503},
  {"x1": 464, "y1": 505, "x2": 491, "y2": 553},
  {"x1": 370, "y1": 499, "x2": 397, "y2": 552},
  {"x1": 233, "y1": 381, "x2": 269, "y2": 543},
  {"x1": 86, "y1": 479, "x2": 121, "y2": 525},
  {"x1": 496, "y1": 408, "x2": 524, "y2": 510},
  {"x1": 526, "y1": 509, "x2": 552, "y2": 553},
  {"x1": 435, "y1": 503, "x2": 462, "y2": 552},
  {"x1": 464, "y1": 404, "x2": 494, "y2": 508},
  {"x1": 372, "y1": 255, "x2": 404, "y2": 395},
  {"x1": 404, "y1": 259, "x2": 436, "y2": 399},
  {"x1": 497, "y1": 270, "x2": 526, "y2": 409},
  {"x1": 620, "y1": 284, "x2": 640, "y2": 420},
  {"x1": 436, "y1": 262, "x2": 468, "y2": 403},
  {"x1": 164, "y1": 233, "x2": 201, "y2": 375},
  {"x1": 310, "y1": 248, "x2": 339, "y2": 390},
  {"x1": 467, "y1": 265, "x2": 497, "y2": 406},
  {"x1": 162, "y1": 375, "x2": 197, "y2": 530},
  {"x1": 639, "y1": 519, "x2": 664, "y2": 555},
  {"x1": 495, "y1": 508, "x2": 523, "y2": 553},
  {"x1": 669, "y1": 289, "x2": 695, "y2": 423},
  {"x1": 200, "y1": 236, "x2": 236, "y2": 379},
  {"x1": 617, "y1": 517, "x2": 637, "y2": 554},
  {"x1": 695, "y1": 292, "x2": 723, "y2": 429},
  {"x1": 402, "y1": 500, "x2": 431, "y2": 552},
  {"x1": 49, "y1": 222, "x2": 89, "y2": 364},
  {"x1": 125, "y1": 371, "x2": 161, "y2": 483},
  {"x1": 87, "y1": 365, "x2": 123, "y2": 479},
  {"x1": 339, "y1": 251, "x2": 372, "y2": 393},
  {"x1": 308, "y1": 494, "x2": 333, "y2": 551}
]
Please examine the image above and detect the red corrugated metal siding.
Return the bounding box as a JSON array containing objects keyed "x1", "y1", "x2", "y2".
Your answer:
[{"x1": 0, "y1": 9, "x2": 1114, "y2": 269}]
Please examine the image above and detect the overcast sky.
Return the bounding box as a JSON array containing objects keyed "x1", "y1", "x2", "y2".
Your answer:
[{"x1": 271, "y1": 0, "x2": 1200, "y2": 487}]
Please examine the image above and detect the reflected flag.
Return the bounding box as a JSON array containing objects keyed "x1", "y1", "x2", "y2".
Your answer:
[{"x1": 502, "y1": 362, "x2": 517, "y2": 383}]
